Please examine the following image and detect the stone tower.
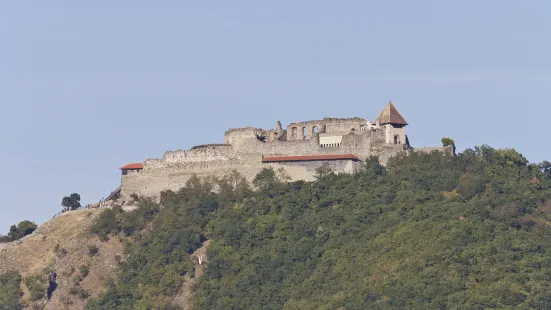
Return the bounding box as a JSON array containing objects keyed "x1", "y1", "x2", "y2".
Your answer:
[{"x1": 376, "y1": 101, "x2": 408, "y2": 145}]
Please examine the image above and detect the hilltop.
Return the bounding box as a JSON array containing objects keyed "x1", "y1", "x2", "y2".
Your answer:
[
  {"x1": 118, "y1": 102, "x2": 452, "y2": 203},
  {"x1": 0, "y1": 209, "x2": 124, "y2": 309},
  {"x1": 2, "y1": 145, "x2": 551, "y2": 309}
]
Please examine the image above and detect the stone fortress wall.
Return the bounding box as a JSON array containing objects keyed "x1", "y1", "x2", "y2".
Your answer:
[{"x1": 120, "y1": 102, "x2": 453, "y2": 201}]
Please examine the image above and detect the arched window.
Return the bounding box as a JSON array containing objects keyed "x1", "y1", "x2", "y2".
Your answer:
[
  {"x1": 313, "y1": 126, "x2": 319, "y2": 135},
  {"x1": 303, "y1": 127, "x2": 307, "y2": 138}
]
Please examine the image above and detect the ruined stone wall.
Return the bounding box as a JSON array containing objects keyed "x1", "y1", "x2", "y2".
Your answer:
[
  {"x1": 161, "y1": 145, "x2": 233, "y2": 164},
  {"x1": 285, "y1": 121, "x2": 324, "y2": 140},
  {"x1": 122, "y1": 144, "x2": 245, "y2": 200},
  {"x1": 121, "y1": 157, "x2": 363, "y2": 201},
  {"x1": 365, "y1": 128, "x2": 408, "y2": 165},
  {"x1": 373, "y1": 145, "x2": 409, "y2": 166},
  {"x1": 285, "y1": 118, "x2": 368, "y2": 141},
  {"x1": 324, "y1": 119, "x2": 366, "y2": 134},
  {"x1": 267, "y1": 121, "x2": 285, "y2": 142},
  {"x1": 224, "y1": 127, "x2": 264, "y2": 147},
  {"x1": 412, "y1": 145, "x2": 455, "y2": 156},
  {"x1": 142, "y1": 145, "x2": 235, "y2": 172},
  {"x1": 120, "y1": 125, "x2": 413, "y2": 201},
  {"x1": 121, "y1": 159, "x2": 260, "y2": 201}
]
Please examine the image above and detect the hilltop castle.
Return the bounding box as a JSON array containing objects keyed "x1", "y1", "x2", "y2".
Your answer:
[{"x1": 119, "y1": 102, "x2": 453, "y2": 200}]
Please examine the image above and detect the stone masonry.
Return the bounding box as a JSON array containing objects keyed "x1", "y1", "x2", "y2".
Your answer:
[{"x1": 120, "y1": 102, "x2": 454, "y2": 201}]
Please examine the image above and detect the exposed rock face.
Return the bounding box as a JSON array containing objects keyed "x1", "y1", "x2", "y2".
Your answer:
[{"x1": 172, "y1": 240, "x2": 211, "y2": 309}]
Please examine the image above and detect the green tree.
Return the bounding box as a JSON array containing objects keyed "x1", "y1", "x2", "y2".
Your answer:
[
  {"x1": 5, "y1": 221, "x2": 37, "y2": 241},
  {"x1": 252, "y1": 167, "x2": 279, "y2": 192},
  {"x1": 457, "y1": 172, "x2": 481, "y2": 199},
  {"x1": 539, "y1": 160, "x2": 551, "y2": 179},
  {"x1": 16, "y1": 221, "x2": 37, "y2": 237},
  {"x1": 7, "y1": 225, "x2": 17, "y2": 241},
  {"x1": 61, "y1": 193, "x2": 81, "y2": 211},
  {"x1": 441, "y1": 137, "x2": 455, "y2": 147},
  {"x1": 314, "y1": 162, "x2": 333, "y2": 179},
  {"x1": 0, "y1": 271, "x2": 22, "y2": 309},
  {"x1": 495, "y1": 148, "x2": 528, "y2": 167}
]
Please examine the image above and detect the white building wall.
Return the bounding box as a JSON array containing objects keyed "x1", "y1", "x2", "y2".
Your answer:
[
  {"x1": 319, "y1": 135, "x2": 344, "y2": 148},
  {"x1": 384, "y1": 125, "x2": 406, "y2": 145}
]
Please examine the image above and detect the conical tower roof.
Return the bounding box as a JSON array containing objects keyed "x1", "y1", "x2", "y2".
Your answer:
[{"x1": 376, "y1": 101, "x2": 408, "y2": 125}]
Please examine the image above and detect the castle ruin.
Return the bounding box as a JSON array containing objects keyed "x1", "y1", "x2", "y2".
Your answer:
[{"x1": 119, "y1": 102, "x2": 453, "y2": 200}]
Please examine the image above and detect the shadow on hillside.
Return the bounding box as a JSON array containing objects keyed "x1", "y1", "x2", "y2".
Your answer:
[{"x1": 47, "y1": 274, "x2": 57, "y2": 300}]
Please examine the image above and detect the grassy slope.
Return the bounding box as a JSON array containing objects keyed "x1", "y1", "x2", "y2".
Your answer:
[{"x1": 0, "y1": 209, "x2": 124, "y2": 310}]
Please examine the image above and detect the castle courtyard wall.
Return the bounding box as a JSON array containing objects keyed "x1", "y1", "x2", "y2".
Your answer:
[
  {"x1": 120, "y1": 115, "x2": 452, "y2": 201},
  {"x1": 121, "y1": 157, "x2": 362, "y2": 200}
]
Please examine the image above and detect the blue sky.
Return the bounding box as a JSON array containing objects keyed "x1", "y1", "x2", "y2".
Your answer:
[{"x1": 1, "y1": 0, "x2": 550, "y2": 231}]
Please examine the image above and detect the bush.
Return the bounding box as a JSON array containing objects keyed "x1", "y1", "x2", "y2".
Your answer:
[
  {"x1": 62, "y1": 266, "x2": 75, "y2": 277},
  {"x1": 61, "y1": 296, "x2": 73, "y2": 306},
  {"x1": 73, "y1": 275, "x2": 82, "y2": 286},
  {"x1": 441, "y1": 137, "x2": 455, "y2": 147},
  {"x1": 87, "y1": 244, "x2": 99, "y2": 257},
  {"x1": 16, "y1": 221, "x2": 37, "y2": 237},
  {"x1": 29, "y1": 286, "x2": 45, "y2": 301},
  {"x1": 91, "y1": 207, "x2": 122, "y2": 241},
  {"x1": 91, "y1": 201, "x2": 160, "y2": 241},
  {"x1": 54, "y1": 243, "x2": 68, "y2": 257},
  {"x1": 69, "y1": 287, "x2": 89, "y2": 299},
  {"x1": 79, "y1": 265, "x2": 89, "y2": 278},
  {"x1": 4, "y1": 220, "x2": 38, "y2": 241},
  {"x1": 0, "y1": 271, "x2": 22, "y2": 309},
  {"x1": 23, "y1": 275, "x2": 45, "y2": 301}
]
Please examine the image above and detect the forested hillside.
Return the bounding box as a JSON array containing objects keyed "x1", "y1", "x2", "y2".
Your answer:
[
  {"x1": 193, "y1": 147, "x2": 551, "y2": 309},
  {"x1": 3, "y1": 145, "x2": 551, "y2": 309}
]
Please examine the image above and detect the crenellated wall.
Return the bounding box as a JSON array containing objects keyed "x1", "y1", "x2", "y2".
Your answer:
[{"x1": 122, "y1": 160, "x2": 252, "y2": 200}]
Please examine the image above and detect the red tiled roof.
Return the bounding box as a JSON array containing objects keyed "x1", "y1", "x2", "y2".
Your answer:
[
  {"x1": 120, "y1": 163, "x2": 144, "y2": 170},
  {"x1": 262, "y1": 154, "x2": 360, "y2": 163}
]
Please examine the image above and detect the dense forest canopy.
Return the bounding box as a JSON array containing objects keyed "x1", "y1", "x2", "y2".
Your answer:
[
  {"x1": 3, "y1": 145, "x2": 551, "y2": 309},
  {"x1": 86, "y1": 145, "x2": 551, "y2": 309}
]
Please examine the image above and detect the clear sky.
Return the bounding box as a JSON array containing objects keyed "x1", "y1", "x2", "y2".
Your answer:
[{"x1": 1, "y1": 0, "x2": 550, "y2": 232}]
